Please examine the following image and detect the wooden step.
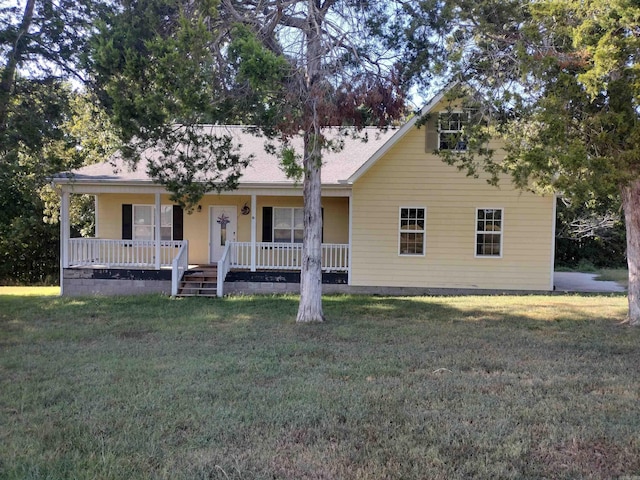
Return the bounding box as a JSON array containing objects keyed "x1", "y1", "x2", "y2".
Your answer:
[{"x1": 176, "y1": 269, "x2": 219, "y2": 297}]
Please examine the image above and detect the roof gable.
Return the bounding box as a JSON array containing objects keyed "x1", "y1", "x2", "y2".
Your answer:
[{"x1": 347, "y1": 85, "x2": 453, "y2": 183}]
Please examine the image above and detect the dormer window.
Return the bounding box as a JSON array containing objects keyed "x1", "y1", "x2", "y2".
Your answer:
[{"x1": 438, "y1": 111, "x2": 469, "y2": 151}]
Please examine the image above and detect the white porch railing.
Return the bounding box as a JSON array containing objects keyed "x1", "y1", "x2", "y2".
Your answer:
[
  {"x1": 217, "y1": 241, "x2": 233, "y2": 298},
  {"x1": 68, "y1": 239, "x2": 186, "y2": 268},
  {"x1": 66, "y1": 239, "x2": 347, "y2": 298},
  {"x1": 216, "y1": 241, "x2": 349, "y2": 297},
  {"x1": 171, "y1": 240, "x2": 189, "y2": 296},
  {"x1": 228, "y1": 242, "x2": 349, "y2": 272}
]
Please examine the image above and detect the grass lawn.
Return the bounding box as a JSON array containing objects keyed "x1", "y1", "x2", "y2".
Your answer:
[
  {"x1": 1, "y1": 293, "x2": 639, "y2": 479},
  {"x1": 595, "y1": 268, "x2": 629, "y2": 288}
]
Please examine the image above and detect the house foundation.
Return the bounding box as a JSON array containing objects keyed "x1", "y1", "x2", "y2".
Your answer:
[{"x1": 62, "y1": 268, "x2": 172, "y2": 296}]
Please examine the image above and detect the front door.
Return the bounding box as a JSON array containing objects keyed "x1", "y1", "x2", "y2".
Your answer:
[{"x1": 210, "y1": 206, "x2": 237, "y2": 263}]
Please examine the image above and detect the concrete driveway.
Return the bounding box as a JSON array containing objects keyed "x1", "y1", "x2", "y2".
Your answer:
[{"x1": 554, "y1": 272, "x2": 626, "y2": 293}]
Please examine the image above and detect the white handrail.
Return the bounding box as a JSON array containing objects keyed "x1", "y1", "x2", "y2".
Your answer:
[
  {"x1": 228, "y1": 242, "x2": 349, "y2": 272},
  {"x1": 217, "y1": 241, "x2": 232, "y2": 297},
  {"x1": 68, "y1": 239, "x2": 185, "y2": 268},
  {"x1": 171, "y1": 240, "x2": 189, "y2": 297}
]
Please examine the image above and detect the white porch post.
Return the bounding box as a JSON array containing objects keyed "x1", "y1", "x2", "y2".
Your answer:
[
  {"x1": 60, "y1": 189, "x2": 70, "y2": 295},
  {"x1": 155, "y1": 193, "x2": 161, "y2": 270},
  {"x1": 251, "y1": 194, "x2": 257, "y2": 272},
  {"x1": 93, "y1": 195, "x2": 99, "y2": 238}
]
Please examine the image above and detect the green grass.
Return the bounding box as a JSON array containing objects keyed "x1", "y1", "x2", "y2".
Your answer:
[
  {"x1": 1, "y1": 293, "x2": 639, "y2": 479},
  {"x1": 594, "y1": 268, "x2": 629, "y2": 287},
  {"x1": 555, "y1": 266, "x2": 629, "y2": 288}
]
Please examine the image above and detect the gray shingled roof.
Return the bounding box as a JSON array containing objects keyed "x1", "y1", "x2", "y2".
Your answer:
[{"x1": 57, "y1": 126, "x2": 399, "y2": 187}]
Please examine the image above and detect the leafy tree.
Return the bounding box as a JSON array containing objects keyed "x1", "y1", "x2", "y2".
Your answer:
[
  {"x1": 0, "y1": 79, "x2": 72, "y2": 283},
  {"x1": 90, "y1": 0, "x2": 409, "y2": 322},
  {"x1": 402, "y1": 0, "x2": 640, "y2": 325},
  {"x1": 41, "y1": 92, "x2": 120, "y2": 236},
  {"x1": 0, "y1": 0, "x2": 109, "y2": 131},
  {"x1": 0, "y1": 0, "x2": 114, "y2": 284},
  {"x1": 555, "y1": 198, "x2": 626, "y2": 269}
]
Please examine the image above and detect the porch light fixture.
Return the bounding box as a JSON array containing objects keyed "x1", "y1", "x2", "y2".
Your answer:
[
  {"x1": 241, "y1": 203, "x2": 250, "y2": 215},
  {"x1": 197, "y1": 205, "x2": 202, "y2": 213}
]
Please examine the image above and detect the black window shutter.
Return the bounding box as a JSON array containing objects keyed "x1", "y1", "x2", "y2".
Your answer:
[
  {"x1": 262, "y1": 207, "x2": 273, "y2": 242},
  {"x1": 122, "y1": 204, "x2": 132, "y2": 240},
  {"x1": 321, "y1": 207, "x2": 324, "y2": 243},
  {"x1": 172, "y1": 205, "x2": 184, "y2": 240}
]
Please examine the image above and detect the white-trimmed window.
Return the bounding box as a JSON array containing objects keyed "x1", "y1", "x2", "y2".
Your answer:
[
  {"x1": 133, "y1": 205, "x2": 173, "y2": 241},
  {"x1": 439, "y1": 111, "x2": 469, "y2": 151},
  {"x1": 476, "y1": 208, "x2": 503, "y2": 257},
  {"x1": 274, "y1": 207, "x2": 304, "y2": 243},
  {"x1": 399, "y1": 207, "x2": 426, "y2": 255}
]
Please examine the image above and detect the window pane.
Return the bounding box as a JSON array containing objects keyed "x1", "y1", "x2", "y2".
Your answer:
[
  {"x1": 477, "y1": 210, "x2": 502, "y2": 232},
  {"x1": 400, "y1": 233, "x2": 424, "y2": 255},
  {"x1": 134, "y1": 206, "x2": 153, "y2": 226},
  {"x1": 440, "y1": 112, "x2": 466, "y2": 130},
  {"x1": 274, "y1": 208, "x2": 292, "y2": 229},
  {"x1": 440, "y1": 133, "x2": 465, "y2": 151},
  {"x1": 274, "y1": 229, "x2": 291, "y2": 242},
  {"x1": 400, "y1": 208, "x2": 425, "y2": 232},
  {"x1": 274, "y1": 207, "x2": 306, "y2": 243},
  {"x1": 133, "y1": 206, "x2": 153, "y2": 240},
  {"x1": 161, "y1": 206, "x2": 173, "y2": 227},
  {"x1": 294, "y1": 208, "x2": 304, "y2": 229},
  {"x1": 476, "y1": 233, "x2": 501, "y2": 256},
  {"x1": 134, "y1": 225, "x2": 153, "y2": 241},
  {"x1": 160, "y1": 226, "x2": 172, "y2": 241}
]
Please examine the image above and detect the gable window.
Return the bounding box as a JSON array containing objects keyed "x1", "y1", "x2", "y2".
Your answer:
[
  {"x1": 439, "y1": 111, "x2": 469, "y2": 151},
  {"x1": 399, "y1": 207, "x2": 426, "y2": 255},
  {"x1": 132, "y1": 205, "x2": 174, "y2": 241},
  {"x1": 274, "y1": 207, "x2": 304, "y2": 243},
  {"x1": 476, "y1": 208, "x2": 503, "y2": 257}
]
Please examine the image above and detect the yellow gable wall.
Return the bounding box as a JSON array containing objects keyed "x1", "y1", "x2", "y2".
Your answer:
[
  {"x1": 96, "y1": 193, "x2": 349, "y2": 265},
  {"x1": 350, "y1": 125, "x2": 555, "y2": 291}
]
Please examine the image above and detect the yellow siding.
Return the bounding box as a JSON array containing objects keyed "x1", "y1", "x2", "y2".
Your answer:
[
  {"x1": 351, "y1": 125, "x2": 554, "y2": 291},
  {"x1": 96, "y1": 193, "x2": 349, "y2": 265}
]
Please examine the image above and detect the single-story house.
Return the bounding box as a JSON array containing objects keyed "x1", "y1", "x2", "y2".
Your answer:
[{"x1": 53, "y1": 89, "x2": 556, "y2": 297}]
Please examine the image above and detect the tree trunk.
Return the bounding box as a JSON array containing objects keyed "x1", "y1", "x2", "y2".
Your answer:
[
  {"x1": 295, "y1": 1, "x2": 325, "y2": 323},
  {"x1": 296, "y1": 131, "x2": 325, "y2": 323},
  {"x1": 621, "y1": 179, "x2": 640, "y2": 326},
  {"x1": 0, "y1": 0, "x2": 36, "y2": 134}
]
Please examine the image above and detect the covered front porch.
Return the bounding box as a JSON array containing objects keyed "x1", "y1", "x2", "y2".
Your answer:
[
  {"x1": 59, "y1": 190, "x2": 351, "y2": 297},
  {"x1": 64, "y1": 238, "x2": 349, "y2": 296}
]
